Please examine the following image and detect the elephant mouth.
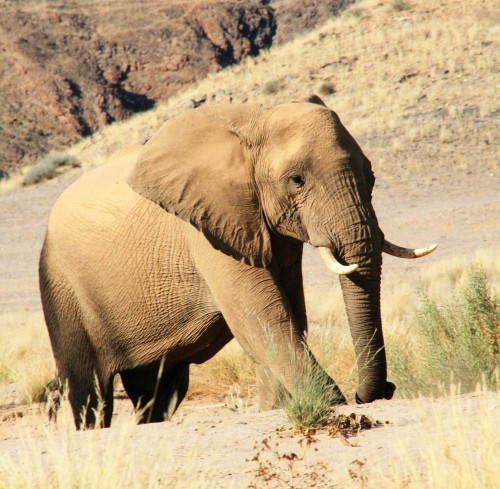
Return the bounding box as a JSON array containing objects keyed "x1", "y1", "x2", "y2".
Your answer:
[{"x1": 316, "y1": 240, "x2": 438, "y2": 275}]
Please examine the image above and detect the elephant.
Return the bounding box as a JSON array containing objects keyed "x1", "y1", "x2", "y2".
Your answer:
[{"x1": 39, "y1": 96, "x2": 436, "y2": 428}]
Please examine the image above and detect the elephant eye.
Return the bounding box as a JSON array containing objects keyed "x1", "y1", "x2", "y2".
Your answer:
[{"x1": 288, "y1": 175, "x2": 304, "y2": 187}]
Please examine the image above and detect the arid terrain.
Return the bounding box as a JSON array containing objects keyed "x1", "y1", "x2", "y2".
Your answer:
[
  {"x1": 1, "y1": 383, "x2": 497, "y2": 488},
  {"x1": 0, "y1": 0, "x2": 499, "y2": 487},
  {"x1": 0, "y1": 0, "x2": 353, "y2": 176}
]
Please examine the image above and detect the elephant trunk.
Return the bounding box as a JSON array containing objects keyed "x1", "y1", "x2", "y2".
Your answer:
[{"x1": 336, "y1": 224, "x2": 394, "y2": 403}]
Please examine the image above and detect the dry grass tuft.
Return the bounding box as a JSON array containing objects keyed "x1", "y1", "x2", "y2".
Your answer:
[
  {"x1": 391, "y1": 0, "x2": 411, "y2": 12},
  {"x1": 0, "y1": 309, "x2": 54, "y2": 403},
  {"x1": 373, "y1": 385, "x2": 500, "y2": 488},
  {"x1": 275, "y1": 351, "x2": 340, "y2": 430},
  {"x1": 0, "y1": 399, "x2": 218, "y2": 488},
  {"x1": 189, "y1": 341, "x2": 255, "y2": 400},
  {"x1": 21, "y1": 153, "x2": 81, "y2": 186}
]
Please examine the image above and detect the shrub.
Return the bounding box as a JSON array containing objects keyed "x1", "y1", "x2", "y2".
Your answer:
[
  {"x1": 319, "y1": 81, "x2": 335, "y2": 96},
  {"x1": 22, "y1": 152, "x2": 81, "y2": 186},
  {"x1": 276, "y1": 351, "x2": 337, "y2": 430},
  {"x1": 345, "y1": 7, "x2": 364, "y2": 19},
  {"x1": 391, "y1": 0, "x2": 410, "y2": 12},
  {"x1": 415, "y1": 265, "x2": 499, "y2": 393},
  {"x1": 385, "y1": 332, "x2": 422, "y2": 398},
  {"x1": 262, "y1": 80, "x2": 283, "y2": 95}
]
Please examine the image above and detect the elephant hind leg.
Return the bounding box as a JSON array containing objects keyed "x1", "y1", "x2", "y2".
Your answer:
[
  {"x1": 51, "y1": 340, "x2": 114, "y2": 430},
  {"x1": 163, "y1": 364, "x2": 190, "y2": 421},
  {"x1": 66, "y1": 372, "x2": 114, "y2": 429},
  {"x1": 57, "y1": 336, "x2": 114, "y2": 429},
  {"x1": 40, "y1": 250, "x2": 115, "y2": 429},
  {"x1": 120, "y1": 362, "x2": 189, "y2": 423}
]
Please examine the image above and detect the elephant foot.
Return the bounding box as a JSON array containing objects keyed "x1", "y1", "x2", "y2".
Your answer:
[
  {"x1": 355, "y1": 381, "x2": 396, "y2": 404},
  {"x1": 328, "y1": 384, "x2": 348, "y2": 406}
]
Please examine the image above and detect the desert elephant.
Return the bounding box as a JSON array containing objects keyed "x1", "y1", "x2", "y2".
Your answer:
[{"x1": 40, "y1": 96, "x2": 436, "y2": 428}]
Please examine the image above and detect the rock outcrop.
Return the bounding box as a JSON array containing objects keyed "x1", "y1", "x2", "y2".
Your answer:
[{"x1": 0, "y1": 0, "x2": 351, "y2": 176}]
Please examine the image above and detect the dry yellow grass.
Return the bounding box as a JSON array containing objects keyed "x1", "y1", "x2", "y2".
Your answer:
[
  {"x1": 371, "y1": 385, "x2": 500, "y2": 489},
  {"x1": 189, "y1": 341, "x2": 255, "y2": 400},
  {"x1": 0, "y1": 309, "x2": 53, "y2": 403},
  {"x1": 0, "y1": 404, "x2": 218, "y2": 489}
]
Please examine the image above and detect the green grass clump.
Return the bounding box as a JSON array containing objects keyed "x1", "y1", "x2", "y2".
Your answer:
[
  {"x1": 415, "y1": 265, "x2": 499, "y2": 393},
  {"x1": 345, "y1": 7, "x2": 365, "y2": 19},
  {"x1": 276, "y1": 353, "x2": 337, "y2": 430},
  {"x1": 22, "y1": 152, "x2": 81, "y2": 186}
]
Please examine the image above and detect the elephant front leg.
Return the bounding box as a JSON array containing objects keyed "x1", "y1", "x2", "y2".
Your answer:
[
  {"x1": 255, "y1": 364, "x2": 277, "y2": 410},
  {"x1": 255, "y1": 354, "x2": 346, "y2": 410},
  {"x1": 196, "y1": 251, "x2": 346, "y2": 408}
]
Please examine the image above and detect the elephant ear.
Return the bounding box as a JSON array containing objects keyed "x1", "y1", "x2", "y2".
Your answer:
[{"x1": 127, "y1": 104, "x2": 272, "y2": 268}]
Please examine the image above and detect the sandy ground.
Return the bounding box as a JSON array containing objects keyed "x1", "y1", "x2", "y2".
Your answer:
[
  {"x1": 0, "y1": 146, "x2": 499, "y2": 486},
  {"x1": 1, "y1": 382, "x2": 498, "y2": 487},
  {"x1": 1, "y1": 164, "x2": 499, "y2": 309}
]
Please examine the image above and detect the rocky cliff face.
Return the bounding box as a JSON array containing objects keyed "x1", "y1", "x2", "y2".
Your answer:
[
  {"x1": 0, "y1": 0, "x2": 351, "y2": 176},
  {"x1": 272, "y1": 0, "x2": 354, "y2": 43}
]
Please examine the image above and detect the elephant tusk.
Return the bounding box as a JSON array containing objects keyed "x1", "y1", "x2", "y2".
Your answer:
[
  {"x1": 317, "y1": 247, "x2": 359, "y2": 275},
  {"x1": 383, "y1": 240, "x2": 438, "y2": 259}
]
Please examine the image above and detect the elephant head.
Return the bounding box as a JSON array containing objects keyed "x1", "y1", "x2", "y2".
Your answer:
[{"x1": 128, "y1": 97, "x2": 435, "y2": 403}]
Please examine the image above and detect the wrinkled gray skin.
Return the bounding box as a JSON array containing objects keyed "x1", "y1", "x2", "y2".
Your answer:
[{"x1": 40, "y1": 97, "x2": 396, "y2": 429}]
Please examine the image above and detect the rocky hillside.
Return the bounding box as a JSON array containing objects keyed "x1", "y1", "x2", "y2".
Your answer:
[{"x1": 0, "y1": 0, "x2": 353, "y2": 177}]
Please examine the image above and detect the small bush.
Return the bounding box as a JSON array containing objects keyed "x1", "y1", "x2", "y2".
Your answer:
[
  {"x1": 384, "y1": 331, "x2": 420, "y2": 398},
  {"x1": 391, "y1": 0, "x2": 410, "y2": 12},
  {"x1": 345, "y1": 7, "x2": 364, "y2": 19},
  {"x1": 319, "y1": 81, "x2": 335, "y2": 96},
  {"x1": 22, "y1": 152, "x2": 81, "y2": 186},
  {"x1": 276, "y1": 352, "x2": 338, "y2": 430},
  {"x1": 262, "y1": 80, "x2": 283, "y2": 95},
  {"x1": 416, "y1": 265, "x2": 499, "y2": 392}
]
